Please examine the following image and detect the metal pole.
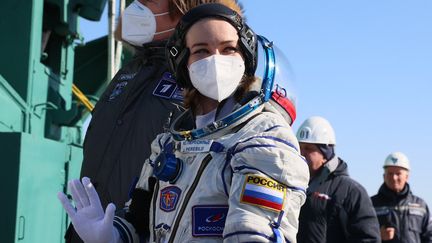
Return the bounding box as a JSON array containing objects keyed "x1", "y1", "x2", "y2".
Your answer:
[
  {"x1": 107, "y1": 0, "x2": 116, "y2": 83},
  {"x1": 115, "y1": 0, "x2": 125, "y2": 72}
]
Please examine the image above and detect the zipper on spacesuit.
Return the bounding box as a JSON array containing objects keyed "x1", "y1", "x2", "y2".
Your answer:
[{"x1": 167, "y1": 154, "x2": 213, "y2": 243}]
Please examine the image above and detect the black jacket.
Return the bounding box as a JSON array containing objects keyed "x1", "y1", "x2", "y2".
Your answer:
[
  {"x1": 66, "y1": 41, "x2": 183, "y2": 242},
  {"x1": 80, "y1": 41, "x2": 183, "y2": 209},
  {"x1": 297, "y1": 157, "x2": 381, "y2": 243},
  {"x1": 371, "y1": 183, "x2": 432, "y2": 243}
]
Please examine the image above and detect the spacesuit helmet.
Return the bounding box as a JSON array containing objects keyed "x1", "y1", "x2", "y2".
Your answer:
[
  {"x1": 167, "y1": 3, "x2": 298, "y2": 140},
  {"x1": 254, "y1": 35, "x2": 297, "y2": 125}
]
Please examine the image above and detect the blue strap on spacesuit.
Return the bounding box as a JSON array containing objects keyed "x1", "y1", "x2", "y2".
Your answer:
[
  {"x1": 209, "y1": 141, "x2": 225, "y2": 152},
  {"x1": 270, "y1": 210, "x2": 286, "y2": 243},
  {"x1": 221, "y1": 146, "x2": 236, "y2": 196},
  {"x1": 223, "y1": 212, "x2": 289, "y2": 243}
]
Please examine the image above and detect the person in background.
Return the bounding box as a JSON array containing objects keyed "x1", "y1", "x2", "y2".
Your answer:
[
  {"x1": 59, "y1": 3, "x2": 309, "y2": 242},
  {"x1": 371, "y1": 152, "x2": 432, "y2": 242},
  {"x1": 296, "y1": 116, "x2": 381, "y2": 243},
  {"x1": 67, "y1": 0, "x2": 242, "y2": 242}
]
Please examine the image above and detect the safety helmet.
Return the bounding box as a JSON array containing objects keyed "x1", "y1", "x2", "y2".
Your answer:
[
  {"x1": 383, "y1": 152, "x2": 410, "y2": 171},
  {"x1": 166, "y1": 3, "x2": 257, "y2": 88},
  {"x1": 296, "y1": 116, "x2": 336, "y2": 145}
]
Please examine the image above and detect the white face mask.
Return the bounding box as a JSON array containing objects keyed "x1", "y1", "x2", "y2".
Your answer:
[
  {"x1": 188, "y1": 55, "x2": 245, "y2": 102},
  {"x1": 122, "y1": 0, "x2": 174, "y2": 46}
]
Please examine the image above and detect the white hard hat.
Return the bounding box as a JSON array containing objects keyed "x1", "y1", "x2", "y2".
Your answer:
[
  {"x1": 296, "y1": 116, "x2": 336, "y2": 145},
  {"x1": 383, "y1": 152, "x2": 410, "y2": 171}
]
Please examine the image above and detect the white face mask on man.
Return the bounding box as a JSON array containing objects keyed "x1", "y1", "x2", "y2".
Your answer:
[
  {"x1": 188, "y1": 55, "x2": 245, "y2": 102},
  {"x1": 122, "y1": 0, "x2": 174, "y2": 46}
]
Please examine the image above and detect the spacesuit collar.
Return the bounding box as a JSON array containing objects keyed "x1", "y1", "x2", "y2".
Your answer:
[
  {"x1": 195, "y1": 96, "x2": 239, "y2": 129},
  {"x1": 173, "y1": 110, "x2": 195, "y2": 131},
  {"x1": 170, "y1": 101, "x2": 264, "y2": 141},
  {"x1": 195, "y1": 109, "x2": 217, "y2": 129},
  {"x1": 216, "y1": 96, "x2": 239, "y2": 120}
]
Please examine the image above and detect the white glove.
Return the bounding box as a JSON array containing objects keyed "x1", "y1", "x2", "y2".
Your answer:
[{"x1": 57, "y1": 177, "x2": 121, "y2": 243}]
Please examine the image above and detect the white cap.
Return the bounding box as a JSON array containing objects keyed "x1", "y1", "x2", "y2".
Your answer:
[
  {"x1": 296, "y1": 116, "x2": 336, "y2": 145},
  {"x1": 383, "y1": 152, "x2": 410, "y2": 171}
]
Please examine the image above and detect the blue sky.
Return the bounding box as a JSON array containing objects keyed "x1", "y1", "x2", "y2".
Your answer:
[{"x1": 80, "y1": 0, "x2": 432, "y2": 206}]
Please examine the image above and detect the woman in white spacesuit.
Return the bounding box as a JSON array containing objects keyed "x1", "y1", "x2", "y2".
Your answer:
[{"x1": 58, "y1": 3, "x2": 309, "y2": 243}]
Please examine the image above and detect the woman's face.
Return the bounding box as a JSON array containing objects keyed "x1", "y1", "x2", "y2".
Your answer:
[{"x1": 186, "y1": 18, "x2": 243, "y2": 66}]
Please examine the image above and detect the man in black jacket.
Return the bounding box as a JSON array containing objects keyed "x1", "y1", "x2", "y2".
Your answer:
[
  {"x1": 371, "y1": 152, "x2": 432, "y2": 243},
  {"x1": 296, "y1": 116, "x2": 380, "y2": 243}
]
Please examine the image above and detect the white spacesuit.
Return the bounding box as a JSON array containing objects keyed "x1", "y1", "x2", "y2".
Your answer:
[
  {"x1": 58, "y1": 3, "x2": 309, "y2": 243},
  {"x1": 114, "y1": 106, "x2": 309, "y2": 242}
]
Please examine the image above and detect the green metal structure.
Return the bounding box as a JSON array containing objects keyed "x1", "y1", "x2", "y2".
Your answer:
[{"x1": 0, "y1": 0, "x2": 110, "y2": 242}]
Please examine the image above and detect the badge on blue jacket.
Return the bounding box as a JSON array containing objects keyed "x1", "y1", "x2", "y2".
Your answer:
[
  {"x1": 153, "y1": 72, "x2": 183, "y2": 101},
  {"x1": 109, "y1": 81, "x2": 128, "y2": 101}
]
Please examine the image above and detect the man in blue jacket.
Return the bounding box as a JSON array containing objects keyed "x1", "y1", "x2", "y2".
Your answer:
[{"x1": 371, "y1": 152, "x2": 432, "y2": 242}]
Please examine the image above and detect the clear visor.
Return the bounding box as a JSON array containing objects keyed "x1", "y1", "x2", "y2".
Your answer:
[{"x1": 254, "y1": 36, "x2": 297, "y2": 107}]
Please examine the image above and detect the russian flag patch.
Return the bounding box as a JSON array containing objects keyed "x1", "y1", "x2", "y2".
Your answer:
[{"x1": 240, "y1": 174, "x2": 286, "y2": 211}]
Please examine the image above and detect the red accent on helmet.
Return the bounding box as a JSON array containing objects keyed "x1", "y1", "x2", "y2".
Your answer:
[{"x1": 271, "y1": 91, "x2": 296, "y2": 125}]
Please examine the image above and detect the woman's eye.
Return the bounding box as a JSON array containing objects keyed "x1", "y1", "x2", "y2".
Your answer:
[
  {"x1": 224, "y1": 46, "x2": 238, "y2": 53},
  {"x1": 192, "y1": 49, "x2": 208, "y2": 55}
]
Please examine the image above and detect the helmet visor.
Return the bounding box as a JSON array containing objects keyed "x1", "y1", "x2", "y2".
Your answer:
[{"x1": 255, "y1": 35, "x2": 298, "y2": 119}]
